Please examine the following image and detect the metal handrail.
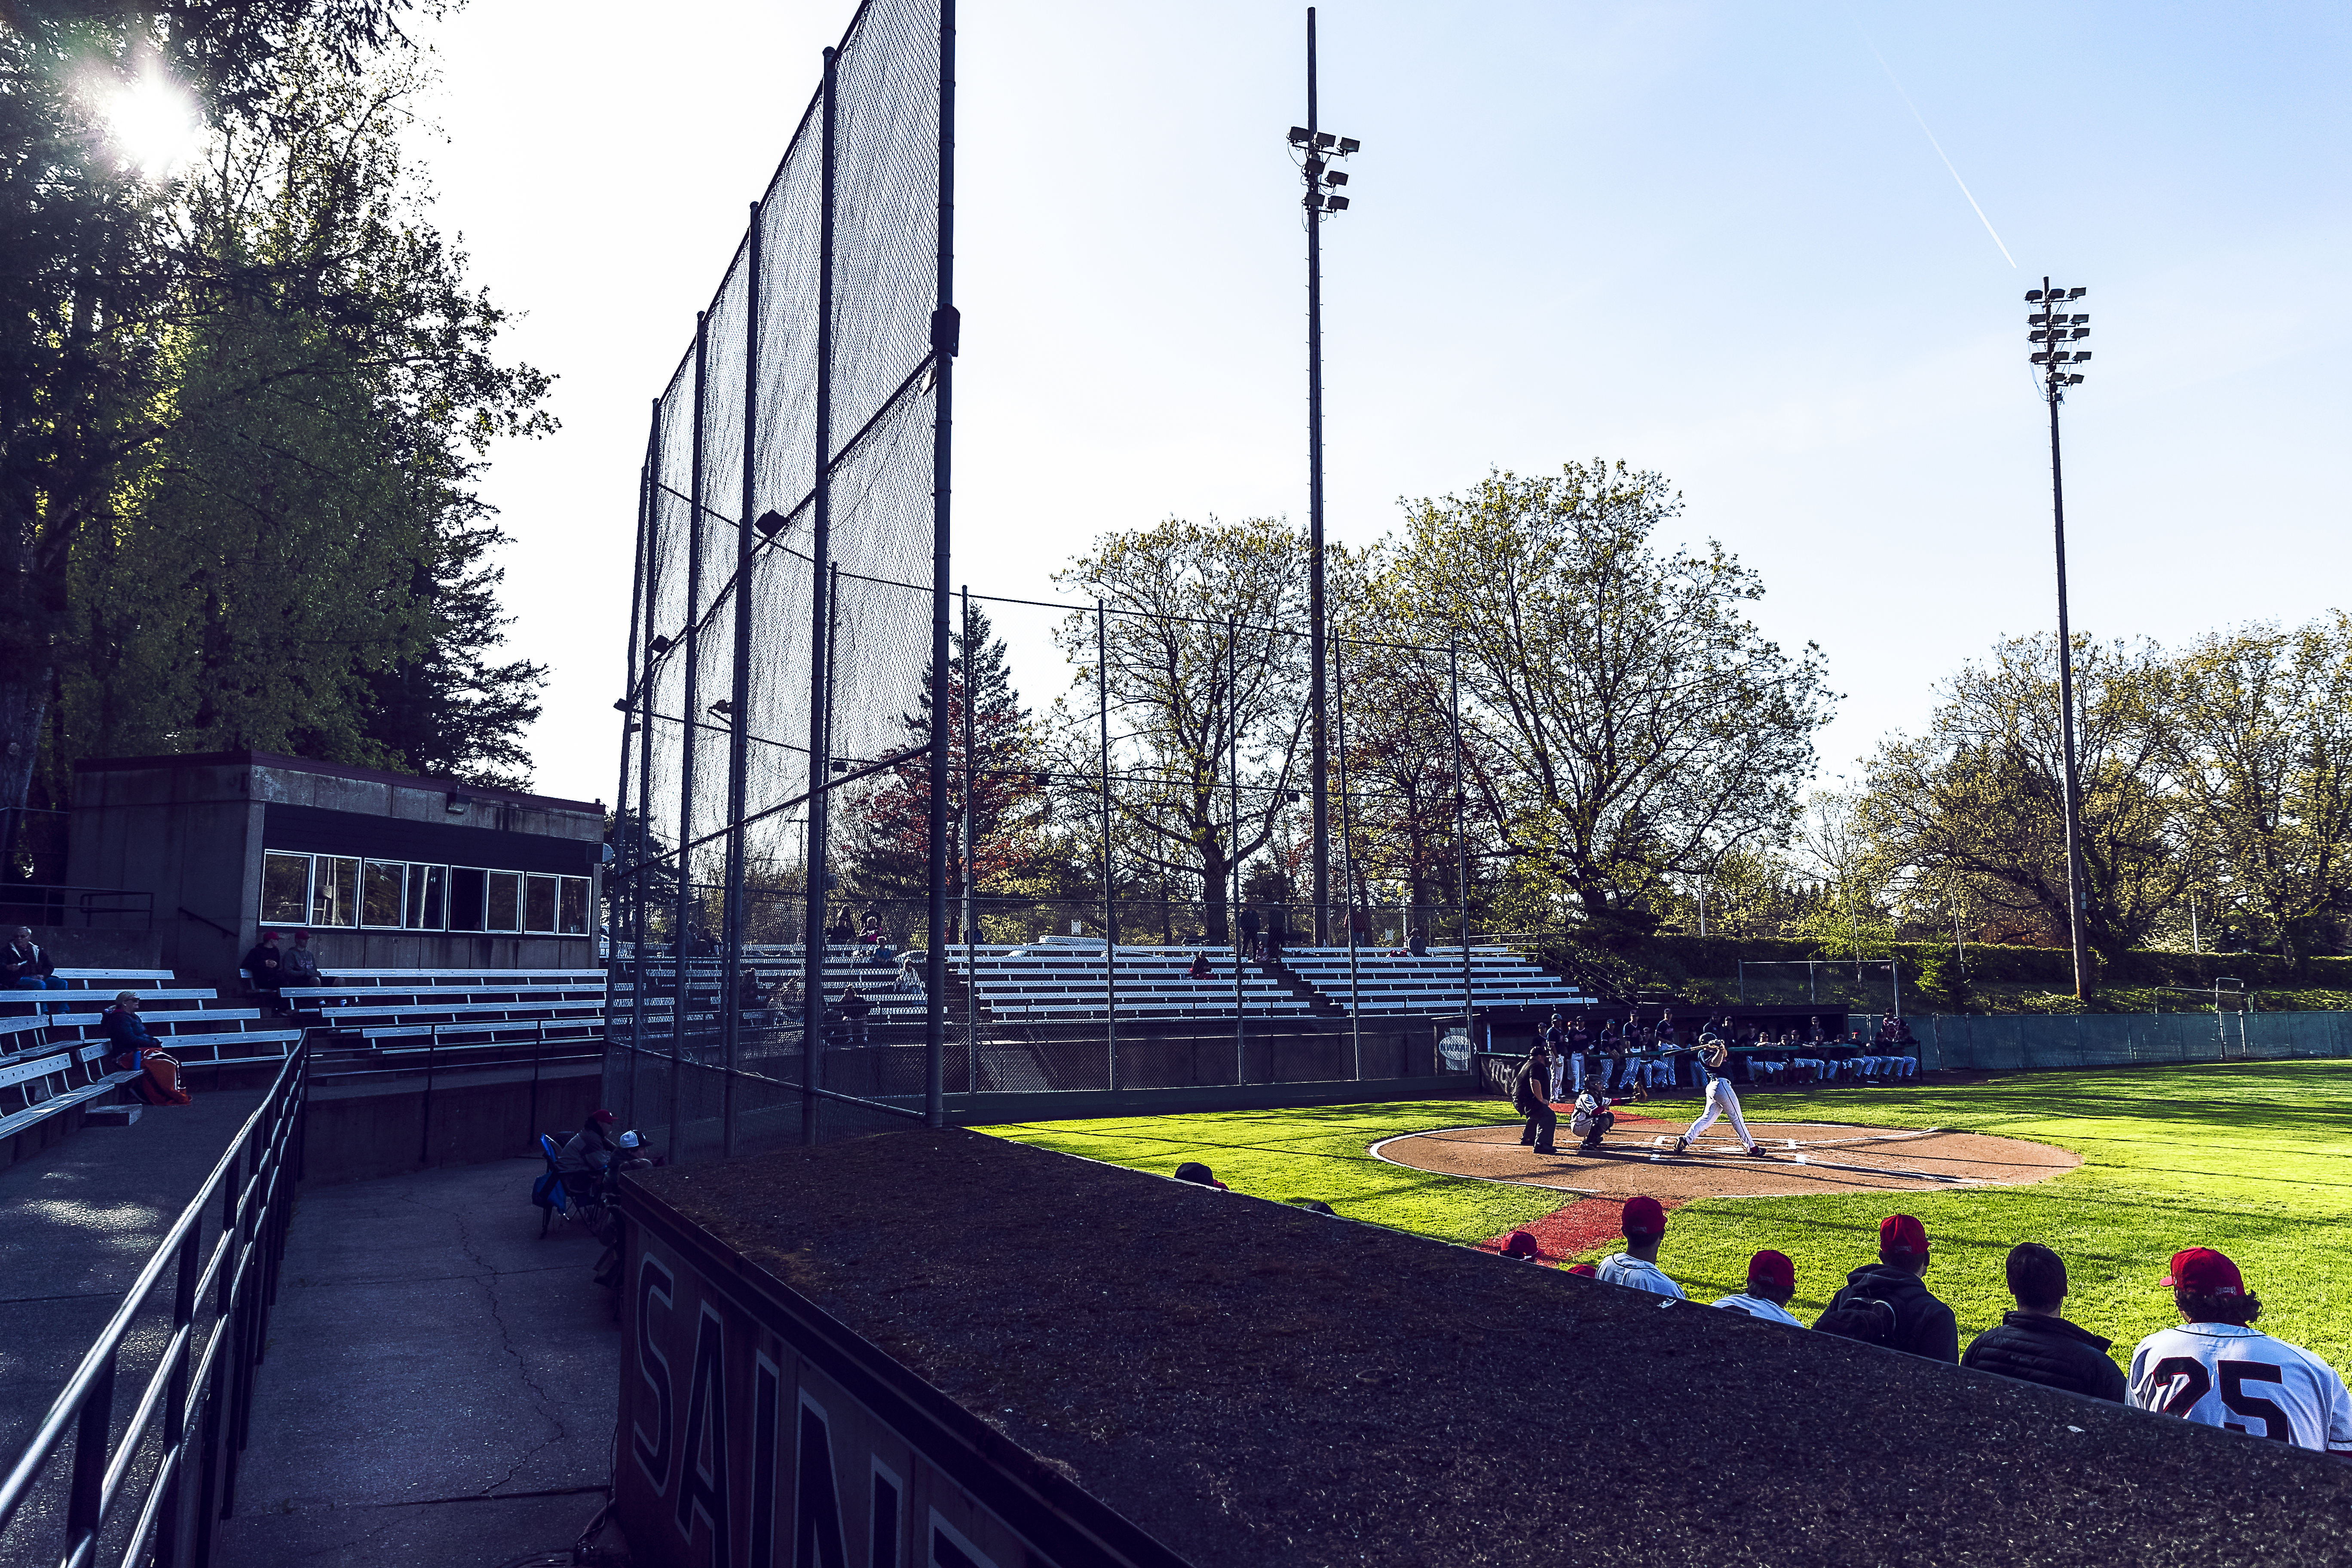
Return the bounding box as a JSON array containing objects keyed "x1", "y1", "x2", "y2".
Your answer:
[{"x1": 0, "y1": 1042, "x2": 308, "y2": 1568}]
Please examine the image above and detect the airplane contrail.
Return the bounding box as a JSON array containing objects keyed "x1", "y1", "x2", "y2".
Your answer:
[{"x1": 1854, "y1": 27, "x2": 2016, "y2": 268}]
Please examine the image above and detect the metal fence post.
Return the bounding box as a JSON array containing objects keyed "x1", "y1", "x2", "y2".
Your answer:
[
  {"x1": 720, "y1": 201, "x2": 763, "y2": 1161},
  {"x1": 1449, "y1": 638, "x2": 1471, "y2": 1054},
  {"x1": 672, "y1": 309, "x2": 710, "y2": 1164},
  {"x1": 1098, "y1": 599, "x2": 1116, "y2": 1091},
  {"x1": 1335, "y1": 626, "x2": 1359, "y2": 1078},
  {"x1": 803, "y1": 44, "x2": 841, "y2": 1148},
  {"x1": 1229, "y1": 618, "x2": 1244, "y2": 1085},
  {"x1": 926, "y1": 1, "x2": 957, "y2": 1126}
]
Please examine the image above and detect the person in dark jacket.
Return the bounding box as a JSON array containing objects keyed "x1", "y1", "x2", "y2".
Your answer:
[
  {"x1": 1961, "y1": 1242, "x2": 2126, "y2": 1401},
  {"x1": 1238, "y1": 907, "x2": 1262, "y2": 962},
  {"x1": 242, "y1": 931, "x2": 287, "y2": 1010},
  {"x1": 1513, "y1": 1043, "x2": 1559, "y2": 1155},
  {"x1": 1816, "y1": 1214, "x2": 1961, "y2": 1363},
  {"x1": 837, "y1": 985, "x2": 873, "y2": 1044},
  {"x1": 2, "y1": 926, "x2": 63, "y2": 989}
]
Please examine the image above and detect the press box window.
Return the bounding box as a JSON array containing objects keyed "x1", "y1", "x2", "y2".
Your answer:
[
  {"x1": 312, "y1": 857, "x2": 358, "y2": 927},
  {"x1": 361, "y1": 861, "x2": 407, "y2": 928},
  {"x1": 524, "y1": 875, "x2": 559, "y2": 934},
  {"x1": 485, "y1": 871, "x2": 522, "y2": 932},
  {"x1": 448, "y1": 867, "x2": 487, "y2": 931},
  {"x1": 261, "y1": 853, "x2": 310, "y2": 926}
]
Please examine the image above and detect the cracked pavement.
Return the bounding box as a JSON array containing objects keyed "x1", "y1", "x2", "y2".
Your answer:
[{"x1": 214, "y1": 1158, "x2": 621, "y2": 1565}]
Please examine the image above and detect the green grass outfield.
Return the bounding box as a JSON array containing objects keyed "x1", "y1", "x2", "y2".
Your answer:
[{"x1": 988, "y1": 1060, "x2": 2352, "y2": 1372}]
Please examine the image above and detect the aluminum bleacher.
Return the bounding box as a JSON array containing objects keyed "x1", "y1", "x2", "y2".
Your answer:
[
  {"x1": 1276, "y1": 945, "x2": 1596, "y2": 1017},
  {"x1": 945, "y1": 938, "x2": 1311, "y2": 1023}
]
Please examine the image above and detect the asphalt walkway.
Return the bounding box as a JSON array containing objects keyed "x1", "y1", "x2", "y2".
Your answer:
[{"x1": 213, "y1": 1158, "x2": 620, "y2": 1565}]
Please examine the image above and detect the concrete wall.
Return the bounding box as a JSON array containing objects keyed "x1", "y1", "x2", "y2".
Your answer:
[{"x1": 301, "y1": 1064, "x2": 604, "y2": 1184}]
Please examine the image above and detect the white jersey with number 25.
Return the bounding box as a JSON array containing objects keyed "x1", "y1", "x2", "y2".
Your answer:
[{"x1": 2127, "y1": 1322, "x2": 2352, "y2": 1453}]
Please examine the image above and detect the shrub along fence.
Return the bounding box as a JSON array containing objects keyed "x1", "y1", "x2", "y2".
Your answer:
[{"x1": 1911, "y1": 1009, "x2": 2352, "y2": 1072}]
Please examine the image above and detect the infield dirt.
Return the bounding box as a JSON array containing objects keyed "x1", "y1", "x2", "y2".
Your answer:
[{"x1": 1375, "y1": 1113, "x2": 2080, "y2": 1198}]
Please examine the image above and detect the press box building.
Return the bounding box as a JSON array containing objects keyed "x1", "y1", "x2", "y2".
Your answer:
[{"x1": 69, "y1": 751, "x2": 606, "y2": 983}]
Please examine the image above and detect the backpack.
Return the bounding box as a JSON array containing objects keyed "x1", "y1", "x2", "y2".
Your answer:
[{"x1": 1814, "y1": 1289, "x2": 1904, "y2": 1348}]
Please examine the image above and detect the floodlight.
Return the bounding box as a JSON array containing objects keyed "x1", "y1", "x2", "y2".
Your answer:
[
  {"x1": 2025, "y1": 289, "x2": 2045, "y2": 301},
  {"x1": 2029, "y1": 312, "x2": 2049, "y2": 325},
  {"x1": 445, "y1": 790, "x2": 468, "y2": 815},
  {"x1": 1285, "y1": 790, "x2": 1302, "y2": 803},
  {"x1": 2070, "y1": 327, "x2": 2089, "y2": 339},
  {"x1": 1336, "y1": 137, "x2": 1360, "y2": 153},
  {"x1": 1326, "y1": 196, "x2": 1349, "y2": 211},
  {"x1": 754, "y1": 509, "x2": 788, "y2": 537},
  {"x1": 1288, "y1": 126, "x2": 1311, "y2": 144},
  {"x1": 1305, "y1": 193, "x2": 1324, "y2": 210},
  {"x1": 2066, "y1": 287, "x2": 2086, "y2": 299},
  {"x1": 2072, "y1": 351, "x2": 2092, "y2": 362},
  {"x1": 2069, "y1": 313, "x2": 2089, "y2": 325},
  {"x1": 830, "y1": 759, "x2": 848, "y2": 774},
  {"x1": 2029, "y1": 330, "x2": 2049, "y2": 343},
  {"x1": 2030, "y1": 352, "x2": 2052, "y2": 363},
  {"x1": 707, "y1": 698, "x2": 734, "y2": 719},
  {"x1": 1313, "y1": 131, "x2": 1336, "y2": 148},
  {"x1": 1324, "y1": 170, "x2": 1348, "y2": 187},
  {"x1": 649, "y1": 634, "x2": 673, "y2": 655},
  {"x1": 2067, "y1": 373, "x2": 2084, "y2": 383},
  {"x1": 612, "y1": 698, "x2": 629, "y2": 713}
]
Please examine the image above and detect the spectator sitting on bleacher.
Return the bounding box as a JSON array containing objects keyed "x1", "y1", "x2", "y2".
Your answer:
[
  {"x1": 893, "y1": 949, "x2": 922, "y2": 993},
  {"x1": 1, "y1": 926, "x2": 63, "y2": 989},
  {"x1": 104, "y1": 992, "x2": 191, "y2": 1106},
  {"x1": 1404, "y1": 926, "x2": 1429, "y2": 958},
  {"x1": 280, "y1": 931, "x2": 323, "y2": 992},
  {"x1": 826, "y1": 913, "x2": 855, "y2": 946},
  {"x1": 766, "y1": 973, "x2": 802, "y2": 1016},
  {"x1": 1186, "y1": 951, "x2": 1214, "y2": 980},
  {"x1": 837, "y1": 985, "x2": 873, "y2": 1044},
  {"x1": 243, "y1": 930, "x2": 288, "y2": 1011},
  {"x1": 734, "y1": 967, "x2": 764, "y2": 1017}
]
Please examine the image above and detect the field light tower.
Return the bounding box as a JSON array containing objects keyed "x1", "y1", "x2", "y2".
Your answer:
[
  {"x1": 1289, "y1": 6, "x2": 1359, "y2": 946},
  {"x1": 2028, "y1": 277, "x2": 2093, "y2": 1000}
]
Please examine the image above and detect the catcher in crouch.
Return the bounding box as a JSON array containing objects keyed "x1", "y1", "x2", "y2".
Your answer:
[{"x1": 1671, "y1": 1035, "x2": 1770, "y2": 1158}]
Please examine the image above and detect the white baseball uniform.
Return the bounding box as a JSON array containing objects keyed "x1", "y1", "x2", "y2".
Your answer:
[
  {"x1": 2127, "y1": 1322, "x2": 2352, "y2": 1453},
  {"x1": 1680, "y1": 1057, "x2": 1759, "y2": 1153},
  {"x1": 1596, "y1": 1254, "x2": 1685, "y2": 1298},
  {"x1": 1711, "y1": 1292, "x2": 1804, "y2": 1327}
]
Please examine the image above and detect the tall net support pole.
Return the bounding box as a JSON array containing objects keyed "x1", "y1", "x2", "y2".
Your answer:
[
  {"x1": 631, "y1": 400, "x2": 662, "y2": 1129},
  {"x1": 924, "y1": 0, "x2": 957, "y2": 1128},
  {"x1": 1098, "y1": 599, "x2": 1117, "y2": 1089},
  {"x1": 1304, "y1": 6, "x2": 1331, "y2": 948},
  {"x1": 1450, "y1": 638, "x2": 1471, "y2": 1052},
  {"x1": 719, "y1": 201, "x2": 763, "y2": 1160},
  {"x1": 802, "y1": 45, "x2": 841, "y2": 1147},
  {"x1": 1229, "y1": 618, "x2": 1244, "y2": 1084},
  {"x1": 960, "y1": 588, "x2": 976, "y2": 1099},
  {"x1": 671, "y1": 312, "x2": 710, "y2": 1160},
  {"x1": 611, "y1": 435, "x2": 652, "y2": 1124},
  {"x1": 1335, "y1": 631, "x2": 1359, "y2": 1077}
]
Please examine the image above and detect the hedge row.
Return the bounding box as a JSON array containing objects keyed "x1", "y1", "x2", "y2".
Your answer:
[{"x1": 1608, "y1": 933, "x2": 2352, "y2": 992}]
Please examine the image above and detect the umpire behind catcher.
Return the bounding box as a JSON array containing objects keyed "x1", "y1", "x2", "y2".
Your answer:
[{"x1": 1514, "y1": 1042, "x2": 1559, "y2": 1155}]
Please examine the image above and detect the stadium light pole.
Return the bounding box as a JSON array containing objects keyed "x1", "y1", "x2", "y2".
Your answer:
[
  {"x1": 1289, "y1": 6, "x2": 1359, "y2": 948},
  {"x1": 2030, "y1": 277, "x2": 2094, "y2": 1000}
]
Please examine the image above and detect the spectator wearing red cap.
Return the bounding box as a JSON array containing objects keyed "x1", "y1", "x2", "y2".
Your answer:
[
  {"x1": 1813, "y1": 1213, "x2": 1958, "y2": 1362},
  {"x1": 1960, "y1": 1243, "x2": 2125, "y2": 1402},
  {"x1": 2126, "y1": 1248, "x2": 2352, "y2": 1453},
  {"x1": 1595, "y1": 1196, "x2": 1684, "y2": 1298},
  {"x1": 1501, "y1": 1230, "x2": 1541, "y2": 1260},
  {"x1": 1712, "y1": 1250, "x2": 1804, "y2": 1327}
]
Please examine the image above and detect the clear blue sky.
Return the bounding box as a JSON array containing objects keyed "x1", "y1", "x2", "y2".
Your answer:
[{"x1": 407, "y1": 0, "x2": 2352, "y2": 805}]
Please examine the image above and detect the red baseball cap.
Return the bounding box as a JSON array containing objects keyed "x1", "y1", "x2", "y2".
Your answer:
[
  {"x1": 2160, "y1": 1247, "x2": 2244, "y2": 1295},
  {"x1": 1747, "y1": 1249, "x2": 1796, "y2": 1294},
  {"x1": 1622, "y1": 1196, "x2": 1666, "y2": 1237},
  {"x1": 1880, "y1": 1214, "x2": 1929, "y2": 1258},
  {"x1": 589, "y1": 1109, "x2": 618, "y2": 1124},
  {"x1": 1503, "y1": 1230, "x2": 1540, "y2": 1259},
  {"x1": 1566, "y1": 1263, "x2": 1598, "y2": 1278}
]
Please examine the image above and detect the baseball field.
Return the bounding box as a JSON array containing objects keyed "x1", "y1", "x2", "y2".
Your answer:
[{"x1": 989, "y1": 1059, "x2": 2352, "y2": 1373}]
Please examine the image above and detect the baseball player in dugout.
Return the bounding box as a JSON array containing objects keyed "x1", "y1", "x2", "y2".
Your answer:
[
  {"x1": 1595, "y1": 1196, "x2": 1684, "y2": 1298},
  {"x1": 2126, "y1": 1248, "x2": 2352, "y2": 1455},
  {"x1": 1712, "y1": 1250, "x2": 1804, "y2": 1326},
  {"x1": 1813, "y1": 1214, "x2": 1960, "y2": 1362}
]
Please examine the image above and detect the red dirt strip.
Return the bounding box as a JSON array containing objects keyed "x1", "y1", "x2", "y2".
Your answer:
[{"x1": 1474, "y1": 1194, "x2": 1685, "y2": 1264}]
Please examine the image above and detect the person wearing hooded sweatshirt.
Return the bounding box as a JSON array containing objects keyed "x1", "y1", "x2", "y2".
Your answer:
[
  {"x1": 1962, "y1": 1243, "x2": 2125, "y2": 1401},
  {"x1": 1814, "y1": 1214, "x2": 1960, "y2": 1362}
]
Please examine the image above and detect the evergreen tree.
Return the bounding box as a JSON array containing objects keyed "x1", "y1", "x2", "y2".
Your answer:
[{"x1": 847, "y1": 601, "x2": 1043, "y2": 915}]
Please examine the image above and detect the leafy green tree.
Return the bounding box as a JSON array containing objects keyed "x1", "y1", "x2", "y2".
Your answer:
[
  {"x1": 1859, "y1": 634, "x2": 2185, "y2": 979},
  {"x1": 1380, "y1": 461, "x2": 1831, "y2": 943},
  {"x1": 2, "y1": 0, "x2": 425, "y2": 810},
  {"x1": 36, "y1": 37, "x2": 548, "y2": 822},
  {"x1": 1048, "y1": 517, "x2": 1311, "y2": 946},
  {"x1": 2154, "y1": 616, "x2": 2352, "y2": 965}
]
